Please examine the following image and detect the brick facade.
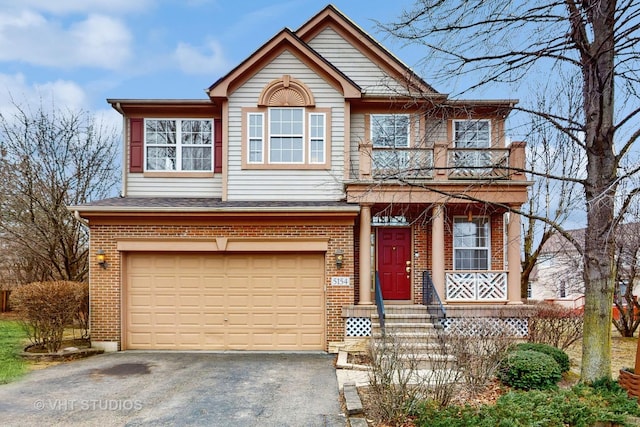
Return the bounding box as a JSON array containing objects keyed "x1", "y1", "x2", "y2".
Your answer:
[{"x1": 89, "y1": 219, "x2": 355, "y2": 351}]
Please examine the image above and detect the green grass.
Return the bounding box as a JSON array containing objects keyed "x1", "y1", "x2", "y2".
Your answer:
[{"x1": 0, "y1": 320, "x2": 28, "y2": 384}]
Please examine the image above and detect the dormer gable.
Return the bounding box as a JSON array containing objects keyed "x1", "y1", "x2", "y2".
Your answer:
[{"x1": 207, "y1": 28, "x2": 361, "y2": 102}]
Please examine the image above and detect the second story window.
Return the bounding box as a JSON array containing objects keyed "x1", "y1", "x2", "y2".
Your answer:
[
  {"x1": 371, "y1": 114, "x2": 410, "y2": 173},
  {"x1": 269, "y1": 108, "x2": 304, "y2": 163},
  {"x1": 453, "y1": 217, "x2": 490, "y2": 270},
  {"x1": 145, "y1": 119, "x2": 213, "y2": 171},
  {"x1": 454, "y1": 119, "x2": 491, "y2": 148}
]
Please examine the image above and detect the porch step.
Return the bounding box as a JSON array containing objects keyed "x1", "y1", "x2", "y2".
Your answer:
[{"x1": 370, "y1": 304, "x2": 456, "y2": 370}]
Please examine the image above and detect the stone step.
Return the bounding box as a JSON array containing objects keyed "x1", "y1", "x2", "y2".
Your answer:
[{"x1": 372, "y1": 313, "x2": 434, "y2": 323}]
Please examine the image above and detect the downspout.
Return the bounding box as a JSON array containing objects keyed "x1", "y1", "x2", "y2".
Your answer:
[
  {"x1": 114, "y1": 102, "x2": 127, "y2": 197},
  {"x1": 73, "y1": 210, "x2": 88, "y2": 226}
]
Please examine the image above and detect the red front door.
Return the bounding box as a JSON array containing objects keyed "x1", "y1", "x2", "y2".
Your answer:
[{"x1": 377, "y1": 228, "x2": 412, "y2": 300}]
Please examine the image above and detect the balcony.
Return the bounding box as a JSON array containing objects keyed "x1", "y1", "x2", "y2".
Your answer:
[
  {"x1": 357, "y1": 141, "x2": 525, "y2": 181},
  {"x1": 446, "y1": 271, "x2": 508, "y2": 302}
]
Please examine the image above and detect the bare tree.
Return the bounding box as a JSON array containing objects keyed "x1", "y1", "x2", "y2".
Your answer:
[
  {"x1": 0, "y1": 100, "x2": 119, "y2": 283},
  {"x1": 613, "y1": 222, "x2": 640, "y2": 337},
  {"x1": 384, "y1": 1, "x2": 640, "y2": 382},
  {"x1": 521, "y1": 79, "x2": 585, "y2": 298}
]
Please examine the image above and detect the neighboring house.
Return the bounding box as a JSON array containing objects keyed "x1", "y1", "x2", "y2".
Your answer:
[
  {"x1": 71, "y1": 5, "x2": 530, "y2": 352},
  {"x1": 529, "y1": 224, "x2": 640, "y2": 309}
]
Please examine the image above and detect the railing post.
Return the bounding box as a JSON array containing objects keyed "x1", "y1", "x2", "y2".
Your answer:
[
  {"x1": 358, "y1": 142, "x2": 372, "y2": 179},
  {"x1": 509, "y1": 141, "x2": 526, "y2": 180},
  {"x1": 434, "y1": 141, "x2": 448, "y2": 178}
]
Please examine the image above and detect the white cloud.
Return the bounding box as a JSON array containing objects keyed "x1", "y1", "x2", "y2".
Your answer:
[
  {"x1": 0, "y1": 73, "x2": 87, "y2": 114},
  {"x1": 174, "y1": 40, "x2": 230, "y2": 75},
  {"x1": 0, "y1": 11, "x2": 132, "y2": 69}
]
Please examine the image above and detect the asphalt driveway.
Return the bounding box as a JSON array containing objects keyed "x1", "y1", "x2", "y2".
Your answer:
[{"x1": 0, "y1": 352, "x2": 346, "y2": 427}]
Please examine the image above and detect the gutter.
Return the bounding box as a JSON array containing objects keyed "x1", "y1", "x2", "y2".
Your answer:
[{"x1": 113, "y1": 102, "x2": 127, "y2": 197}]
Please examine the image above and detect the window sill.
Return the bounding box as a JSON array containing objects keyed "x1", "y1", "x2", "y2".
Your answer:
[
  {"x1": 142, "y1": 171, "x2": 215, "y2": 178},
  {"x1": 242, "y1": 163, "x2": 330, "y2": 170}
]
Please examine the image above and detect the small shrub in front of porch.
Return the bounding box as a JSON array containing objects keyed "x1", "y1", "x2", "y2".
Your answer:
[
  {"x1": 497, "y1": 349, "x2": 562, "y2": 390},
  {"x1": 527, "y1": 302, "x2": 583, "y2": 350}
]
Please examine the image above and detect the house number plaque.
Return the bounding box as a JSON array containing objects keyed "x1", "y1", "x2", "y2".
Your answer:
[{"x1": 331, "y1": 276, "x2": 350, "y2": 286}]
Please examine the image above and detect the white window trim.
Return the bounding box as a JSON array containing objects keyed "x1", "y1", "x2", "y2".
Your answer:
[
  {"x1": 453, "y1": 216, "x2": 491, "y2": 271},
  {"x1": 308, "y1": 112, "x2": 326, "y2": 164},
  {"x1": 247, "y1": 112, "x2": 265, "y2": 164},
  {"x1": 144, "y1": 118, "x2": 213, "y2": 172},
  {"x1": 267, "y1": 107, "x2": 305, "y2": 164},
  {"x1": 452, "y1": 119, "x2": 491, "y2": 148}
]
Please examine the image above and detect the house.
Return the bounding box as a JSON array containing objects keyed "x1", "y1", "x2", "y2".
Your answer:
[
  {"x1": 529, "y1": 224, "x2": 640, "y2": 309},
  {"x1": 71, "y1": 5, "x2": 530, "y2": 352}
]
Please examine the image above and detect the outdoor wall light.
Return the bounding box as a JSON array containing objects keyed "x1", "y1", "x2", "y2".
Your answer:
[
  {"x1": 96, "y1": 249, "x2": 108, "y2": 269},
  {"x1": 335, "y1": 249, "x2": 344, "y2": 269}
]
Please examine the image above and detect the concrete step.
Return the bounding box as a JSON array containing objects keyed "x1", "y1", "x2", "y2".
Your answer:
[{"x1": 372, "y1": 313, "x2": 434, "y2": 323}]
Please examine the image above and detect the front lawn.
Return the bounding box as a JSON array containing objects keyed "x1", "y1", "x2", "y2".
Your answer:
[{"x1": 0, "y1": 320, "x2": 27, "y2": 384}]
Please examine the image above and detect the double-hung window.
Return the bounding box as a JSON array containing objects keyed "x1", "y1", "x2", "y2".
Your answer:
[
  {"x1": 269, "y1": 108, "x2": 304, "y2": 163},
  {"x1": 145, "y1": 119, "x2": 213, "y2": 171},
  {"x1": 371, "y1": 114, "x2": 410, "y2": 173},
  {"x1": 453, "y1": 217, "x2": 490, "y2": 270}
]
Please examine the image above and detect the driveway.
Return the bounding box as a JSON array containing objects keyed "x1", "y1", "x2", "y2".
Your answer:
[{"x1": 0, "y1": 352, "x2": 346, "y2": 427}]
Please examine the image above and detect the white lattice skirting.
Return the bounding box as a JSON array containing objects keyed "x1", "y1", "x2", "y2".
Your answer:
[
  {"x1": 345, "y1": 317, "x2": 372, "y2": 337},
  {"x1": 440, "y1": 317, "x2": 528, "y2": 337}
]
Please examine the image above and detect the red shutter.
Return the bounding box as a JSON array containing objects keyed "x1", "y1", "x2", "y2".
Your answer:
[
  {"x1": 214, "y1": 118, "x2": 223, "y2": 173},
  {"x1": 129, "y1": 118, "x2": 144, "y2": 173}
]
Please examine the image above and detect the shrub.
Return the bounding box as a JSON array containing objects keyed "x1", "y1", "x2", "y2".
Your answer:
[
  {"x1": 414, "y1": 384, "x2": 640, "y2": 427},
  {"x1": 528, "y1": 302, "x2": 583, "y2": 350},
  {"x1": 11, "y1": 281, "x2": 88, "y2": 353},
  {"x1": 497, "y1": 349, "x2": 562, "y2": 390},
  {"x1": 512, "y1": 342, "x2": 570, "y2": 373}
]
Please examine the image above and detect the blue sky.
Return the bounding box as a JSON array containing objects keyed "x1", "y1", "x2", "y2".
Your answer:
[{"x1": 0, "y1": 0, "x2": 426, "y2": 126}]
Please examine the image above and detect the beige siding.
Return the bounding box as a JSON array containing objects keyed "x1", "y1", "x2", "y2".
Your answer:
[
  {"x1": 126, "y1": 174, "x2": 223, "y2": 198},
  {"x1": 425, "y1": 118, "x2": 446, "y2": 146},
  {"x1": 349, "y1": 114, "x2": 365, "y2": 179},
  {"x1": 226, "y1": 50, "x2": 346, "y2": 201},
  {"x1": 307, "y1": 27, "x2": 409, "y2": 96}
]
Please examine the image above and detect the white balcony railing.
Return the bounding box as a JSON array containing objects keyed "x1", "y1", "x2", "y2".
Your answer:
[{"x1": 446, "y1": 271, "x2": 508, "y2": 301}]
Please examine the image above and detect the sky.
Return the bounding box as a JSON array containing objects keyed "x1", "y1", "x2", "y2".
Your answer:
[{"x1": 0, "y1": 0, "x2": 427, "y2": 128}]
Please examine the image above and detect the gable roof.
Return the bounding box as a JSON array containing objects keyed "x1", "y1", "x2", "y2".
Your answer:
[
  {"x1": 207, "y1": 4, "x2": 441, "y2": 102},
  {"x1": 207, "y1": 27, "x2": 361, "y2": 102},
  {"x1": 296, "y1": 4, "x2": 439, "y2": 97}
]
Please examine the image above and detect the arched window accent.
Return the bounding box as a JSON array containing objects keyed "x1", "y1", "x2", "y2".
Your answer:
[{"x1": 258, "y1": 75, "x2": 315, "y2": 107}]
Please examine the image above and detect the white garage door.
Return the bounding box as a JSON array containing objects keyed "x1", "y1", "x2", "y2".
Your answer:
[{"x1": 124, "y1": 252, "x2": 325, "y2": 350}]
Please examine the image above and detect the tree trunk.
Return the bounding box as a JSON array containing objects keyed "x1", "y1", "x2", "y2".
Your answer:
[{"x1": 578, "y1": 0, "x2": 617, "y2": 383}]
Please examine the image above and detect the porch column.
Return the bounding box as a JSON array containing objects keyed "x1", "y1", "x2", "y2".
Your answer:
[
  {"x1": 431, "y1": 204, "x2": 446, "y2": 302},
  {"x1": 358, "y1": 204, "x2": 373, "y2": 305},
  {"x1": 507, "y1": 210, "x2": 523, "y2": 304}
]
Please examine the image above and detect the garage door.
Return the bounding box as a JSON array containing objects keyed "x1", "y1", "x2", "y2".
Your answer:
[{"x1": 124, "y1": 252, "x2": 325, "y2": 350}]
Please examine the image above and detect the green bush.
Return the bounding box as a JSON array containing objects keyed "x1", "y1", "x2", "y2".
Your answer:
[
  {"x1": 512, "y1": 342, "x2": 570, "y2": 373},
  {"x1": 414, "y1": 384, "x2": 640, "y2": 427},
  {"x1": 497, "y1": 349, "x2": 561, "y2": 390}
]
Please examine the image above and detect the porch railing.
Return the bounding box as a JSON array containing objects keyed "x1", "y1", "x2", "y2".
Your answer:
[
  {"x1": 422, "y1": 271, "x2": 446, "y2": 319},
  {"x1": 447, "y1": 148, "x2": 510, "y2": 178},
  {"x1": 372, "y1": 147, "x2": 433, "y2": 179},
  {"x1": 446, "y1": 271, "x2": 508, "y2": 301},
  {"x1": 374, "y1": 271, "x2": 385, "y2": 330}
]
